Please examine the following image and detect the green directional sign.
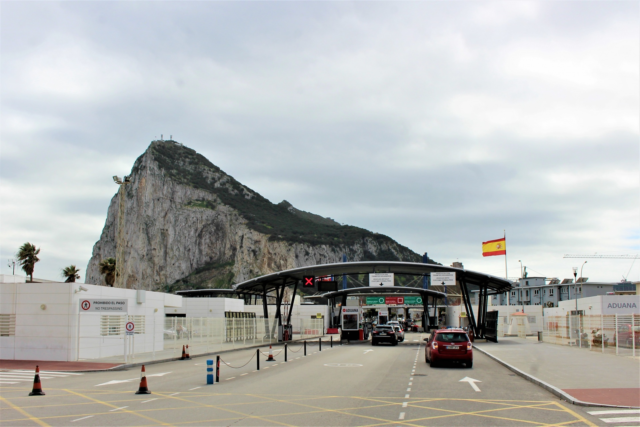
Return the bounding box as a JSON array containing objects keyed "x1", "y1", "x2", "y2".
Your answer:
[
  {"x1": 365, "y1": 297, "x2": 386, "y2": 305},
  {"x1": 404, "y1": 296, "x2": 423, "y2": 305}
]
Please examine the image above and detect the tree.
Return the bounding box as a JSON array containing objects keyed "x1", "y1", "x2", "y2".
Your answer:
[
  {"x1": 61, "y1": 265, "x2": 81, "y2": 283},
  {"x1": 17, "y1": 242, "x2": 40, "y2": 282},
  {"x1": 99, "y1": 258, "x2": 116, "y2": 287}
]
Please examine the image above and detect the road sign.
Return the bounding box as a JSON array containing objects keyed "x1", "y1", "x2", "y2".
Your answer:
[
  {"x1": 369, "y1": 273, "x2": 394, "y2": 287},
  {"x1": 430, "y1": 272, "x2": 456, "y2": 287},
  {"x1": 125, "y1": 321, "x2": 135, "y2": 335},
  {"x1": 385, "y1": 296, "x2": 404, "y2": 305},
  {"x1": 366, "y1": 297, "x2": 385, "y2": 305},
  {"x1": 303, "y1": 276, "x2": 315, "y2": 287},
  {"x1": 79, "y1": 299, "x2": 128, "y2": 312},
  {"x1": 404, "y1": 296, "x2": 423, "y2": 305}
]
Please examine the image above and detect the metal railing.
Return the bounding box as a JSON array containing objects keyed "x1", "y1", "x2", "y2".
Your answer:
[{"x1": 542, "y1": 314, "x2": 639, "y2": 357}]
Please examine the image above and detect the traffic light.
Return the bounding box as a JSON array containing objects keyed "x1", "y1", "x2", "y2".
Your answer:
[{"x1": 303, "y1": 276, "x2": 315, "y2": 287}]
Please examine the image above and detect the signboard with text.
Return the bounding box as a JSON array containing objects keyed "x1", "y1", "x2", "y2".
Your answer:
[
  {"x1": 430, "y1": 272, "x2": 456, "y2": 287},
  {"x1": 80, "y1": 299, "x2": 128, "y2": 313},
  {"x1": 369, "y1": 273, "x2": 394, "y2": 287}
]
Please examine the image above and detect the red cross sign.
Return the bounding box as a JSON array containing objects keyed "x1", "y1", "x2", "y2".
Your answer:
[{"x1": 303, "y1": 276, "x2": 315, "y2": 287}]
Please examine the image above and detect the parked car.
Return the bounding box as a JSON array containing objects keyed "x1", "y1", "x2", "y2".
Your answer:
[
  {"x1": 372, "y1": 325, "x2": 398, "y2": 346},
  {"x1": 387, "y1": 321, "x2": 405, "y2": 342},
  {"x1": 617, "y1": 323, "x2": 640, "y2": 347},
  {"x1": 425, "y1": 328, "x2": 473, "y2": 368}
]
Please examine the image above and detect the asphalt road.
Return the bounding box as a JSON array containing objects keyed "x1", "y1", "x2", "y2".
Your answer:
[{"x1": 0, "y1": 333, "x2": 612, "y2": 426}]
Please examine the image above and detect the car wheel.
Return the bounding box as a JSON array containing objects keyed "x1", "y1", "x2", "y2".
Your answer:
[
  {"x1": 466, "y1": 360, "x2": 473, "y2": 368},
  {"x1": 430, "y1": 358, "x2": 437, "y2": 368}
]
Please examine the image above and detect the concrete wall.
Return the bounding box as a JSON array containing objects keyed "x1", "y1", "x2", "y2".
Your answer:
[
  {"x1": 243, "y1": 304, "x2": 329, "y2": 329},
  {"x1": 0, "y1": 282, "x2": 181, "y2": 361},
  {"x1": 544, "y1": 295, "x2": 640, "y2": 316},
  {"x1": 165, "y1": 298, "x2": 244, "y2": 318}
]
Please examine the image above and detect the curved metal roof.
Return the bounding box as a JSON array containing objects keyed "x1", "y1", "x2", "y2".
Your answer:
[
  {"x1": 232, "y1": 261, "x2": 512, "y2": 295},
  {"x1": 175, "y1": 289, "x2": 242, "y2": 298}
]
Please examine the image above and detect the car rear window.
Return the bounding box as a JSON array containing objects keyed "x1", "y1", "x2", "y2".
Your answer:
[
  {"x1": 376, "y1": 326, "x2": 392, "y2": 331},
  {"x1": 435, "y1": 333, "x2": 468, "y2": 343}
]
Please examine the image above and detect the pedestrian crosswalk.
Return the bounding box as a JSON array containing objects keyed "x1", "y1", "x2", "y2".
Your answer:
[
  {"x1": 0, "y1": 369, "x2": 83, "y2": 384},
  {"x1": 588, "y1": 409, "x2": 640, "y2": 425}
]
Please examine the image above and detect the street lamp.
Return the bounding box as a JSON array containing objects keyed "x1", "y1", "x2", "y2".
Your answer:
[
  {"x1": 579, "y1": 261, "x2": 587, "y2": 299},
  {"x1": 572, "y1": 266, "x2": 578, "y2": 311},
  {"x1": 113, "y1": 175, "x2": 131, "y2": 288},
  {"x1": 518, "y1": 260, "x2": 523, "y2": 279}
]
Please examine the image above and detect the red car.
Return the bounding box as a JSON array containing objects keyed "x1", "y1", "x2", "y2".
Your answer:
[{"x1": 425, "y1": 329, "x2": 473, "y2": 368}]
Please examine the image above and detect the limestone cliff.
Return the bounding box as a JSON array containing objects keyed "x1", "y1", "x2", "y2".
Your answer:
[{"x1": 85, "y1": 140, "x2": 433, "y2": 291}]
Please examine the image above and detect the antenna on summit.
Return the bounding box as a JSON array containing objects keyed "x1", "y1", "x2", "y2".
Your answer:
[{"x1": 161, "y1": 134, "x2": 164, "y2": 141}]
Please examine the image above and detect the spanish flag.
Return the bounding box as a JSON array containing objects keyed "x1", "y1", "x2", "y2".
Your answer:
[{"x1": 482, "y1": 237, "x2": 506, "y2": 257}]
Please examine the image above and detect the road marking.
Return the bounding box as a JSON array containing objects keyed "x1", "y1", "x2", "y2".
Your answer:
[
  {"x1": 148, "y1": 372, "x2": 172, "y2": 377},
  {"x1": 399, "y1": 412, "x2": 405, "y2": 420},
  {"x1": 410, "y1": 377, "x2": 414, "y2": 380},
  {"x1": 189, "y1": 387, "x2": 201, "y2": 390},
  {"x1": 252, "y1": 370, "x2": 258, "y2": 372},
  {"x1": 0, "y1": 395, "x2": 50, "y2": 427},
  {"x1": 405, "y1": 394, "x2": 410, "y2": 398},
  {"x1": 364, "y1": 350, "x2": 374, "y2": 354},
  {"x1": 226, "y1": 377, "x2": 236, "y2": 381},
  {"x1": 589, "y1": 410, "x2": 640, "y2": 415},
  {"x1": 241, "y1": 373, "x2": 248, "y2": 376},
  {"x1": 0, "y1": 381, "x2": 18, "y2": 384},
  {"x1": 601, "y1": 417, "x2": 640, "y2": 423},
  {"x1": 295, "y1": 357, "x2": 300, "y2": 359},
  {"x1": 109, "y1": 406, "x2": 128, "y2": 411},
  {"x1": 263, "y1": 367, "x2": 269, "y2": 369},
  {"x1": 96, "y1": 379, "x2": 137, "y2": 386},
  {"x1": 407, "y1": 388, "x2": 411, "y2": 391},
  {"x1": 402, "y1": 402, "x2": 408, "y2": 408},
  {"x1": 408, "y1": 382, "x2": 412, "y2": 385},
  {"x1": 169, "y1": 392, "x2": 180, "y2": 396},
  {"x1": 459, "y1": 376, "x2": 481, "y2": 392},
  {"x1": 142, "y1": 398, "x2": 158, "y2": 403},
  {"x1": 71, "y1": 416, "x2": 93, "y2": 422}
]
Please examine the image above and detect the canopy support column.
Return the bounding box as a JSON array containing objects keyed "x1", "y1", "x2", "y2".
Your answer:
[
  {"x1": 459, "y1": 274, "x2": 479, "y2": 337},
  {"x1": 286, "y1": 280, "x2": 299, "y2": 326},
  {"x1": 262, "y1": 285, "x2": 270, "y2": 338}
]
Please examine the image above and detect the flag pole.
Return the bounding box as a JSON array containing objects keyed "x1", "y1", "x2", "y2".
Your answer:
[{"x1": 504, "y1": 230, "x2": 508, "y2": 280}]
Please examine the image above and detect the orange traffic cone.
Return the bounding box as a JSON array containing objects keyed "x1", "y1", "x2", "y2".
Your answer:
[
  {"x1": 135, "y1": 365, "x2": 151, "y2": 394},
  {"x1": 29, "y1": 365, "x2": 45, "y2": 396},
  {"x1": 185, "y1": 345, "x2": 191, "y2": 360},
  {"x1": 180, "y1": 345, "x2": 187, "y2": 360},
  {"x1": 267, "y1": 345, "x2": 275, "y2": 362}
]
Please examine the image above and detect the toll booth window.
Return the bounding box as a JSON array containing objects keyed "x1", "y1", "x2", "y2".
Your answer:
[{"x1": 343, "y1": 314, "x2": 358, "y2": 330}]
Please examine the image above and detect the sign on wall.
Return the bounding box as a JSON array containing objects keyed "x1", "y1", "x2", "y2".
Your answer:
[
  {"x1": 404, "y1": 296, "x2": 423, "y2": 305},
  {"x1": 369, "y1": 273, "x2": 394, "y2": 287},
  {"x1": 601, "y1": 296, "x2": 640, "y2": 315},
  {"x1": 430, "y1": 272, "x2": 456, "y2": 287},
  {"x1": 80, "y1": 299, "x2": 128, "y2": 313},
  {"x1": 366, "y1": 297, "x2": 386, "y2": 305}
]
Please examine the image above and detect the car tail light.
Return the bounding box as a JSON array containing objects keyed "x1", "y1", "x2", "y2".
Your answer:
[
  {"x1": 432, "y1": 342, "x2": 438, "y2": 350},
  {"x1": 467, "y1": 342, "x2": 472, "y2": 350},
  {"x1": 373, "y1": 331, "x2": 379, "y2": 334}
]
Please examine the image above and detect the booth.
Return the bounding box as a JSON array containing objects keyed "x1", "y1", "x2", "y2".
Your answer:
[
  {"x1": 341, "y1": 307, "x2": 363, "y2": 340},
  {"x1": 378, "y1": 310, "x2": 389, "y2": 326}
]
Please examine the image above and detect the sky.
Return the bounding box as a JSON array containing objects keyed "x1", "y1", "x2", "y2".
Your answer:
[{"x1": 1, "y1": 1, "x2": 638, "y2": 284}]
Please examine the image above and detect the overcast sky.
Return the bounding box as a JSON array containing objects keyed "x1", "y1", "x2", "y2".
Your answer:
[{"x1": 1, "y1": 1, "x2": 638, "y2": 284}]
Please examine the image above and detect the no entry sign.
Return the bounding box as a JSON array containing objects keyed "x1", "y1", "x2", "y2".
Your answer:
[{"x1": 125, "y1": 321, "x2": 135, "y2": 335}]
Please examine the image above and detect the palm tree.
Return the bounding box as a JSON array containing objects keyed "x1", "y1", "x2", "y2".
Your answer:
[
  {"x1": 17, "y1": 242, "x2": 40, "y2": 282},
  {"x1": 61, "y1": 265, "x2": 81, "y2": 283},
  {"x1": 99, "y1": 258, "x2": 116, "y2": 287}
]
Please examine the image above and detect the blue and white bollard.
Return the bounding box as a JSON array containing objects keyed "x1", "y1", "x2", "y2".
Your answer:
[{"x1": 207, "y1": 359, "x2": 214, "y2": 385}]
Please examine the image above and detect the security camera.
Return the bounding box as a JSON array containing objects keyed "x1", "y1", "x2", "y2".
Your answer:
[{"x1": 75, "y1": 286, "x2": 88, "y2": 293}]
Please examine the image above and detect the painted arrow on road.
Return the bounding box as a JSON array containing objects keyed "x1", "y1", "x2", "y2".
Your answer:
[
  {"x1": 459, "y1": 377, "x2": 481, "y2": 392},
  {"x1": 147, "y1": 372, "x2": 172, "y2": 377},
  {"x1": 96, "y1": 379, "x2": 137, "y2": 386},
  {"x1": 363, "y1": 350, "x2": 374, "y2": 354}
]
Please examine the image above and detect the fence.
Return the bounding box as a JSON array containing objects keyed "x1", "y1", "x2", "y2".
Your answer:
[
  {"x1": 542, "y1": 314, "x2": 639, "y2": 357},
  {"x1": 78, "y1": 315, "x2": 325, "y2": 364}
]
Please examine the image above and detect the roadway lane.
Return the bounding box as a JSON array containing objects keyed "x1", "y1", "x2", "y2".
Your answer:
[{"x1": 0, "y1": 334, "x2": 607, "y2": 426}]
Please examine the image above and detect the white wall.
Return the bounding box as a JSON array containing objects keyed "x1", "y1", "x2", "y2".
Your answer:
[
  {"x1": 244, "y1": 304, "x2": 329, "y2": 329},
  {"x1": 0, "y1": 283, "x2": 181, "y2": 361},
  {"x1": 544, "y1": 295, "x2": 640, "y2": 316}
]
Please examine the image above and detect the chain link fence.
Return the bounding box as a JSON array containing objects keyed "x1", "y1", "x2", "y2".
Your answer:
[{"x1": 542, "y1": 314, "x2": 639, "y2": 357}]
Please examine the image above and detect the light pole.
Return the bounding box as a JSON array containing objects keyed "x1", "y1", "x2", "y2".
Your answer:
[
  {"x1": 518, "y1": 260, "x2": 523, "y2": 278},
  {"x1": 579, "y1": 261, "x2": 587, "y2": 299},
  {"x1": 7, "y1": 259, "x2": 15, "y2": 275},
  {"x1": 113, "y1": 175, "x2": 131, "y2": 289},
  {"x1": 572, "y1": 267, "x2": 578, "y2": 311}
]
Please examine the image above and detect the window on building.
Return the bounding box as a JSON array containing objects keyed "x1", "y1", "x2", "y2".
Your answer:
[
  {"x1": 525, "y1": 290, "x2": 529, "y2": 297},
  {"x1": 525, "y1": 280, "x2": 529, "y2": 286},
  {"x1": 534, "y1": 289, "x2": 539, "y2": 295},
  {"x1": 528, "y1": 316, "x2": 536, "y2": 324},
  {"x1": 549, "y1": 289, "x2": 554, "y2": 296},
  {"x1": 0, "y1": 314, "x2": 15, "y2": 336},
  {"x1": 100, "y1": 316, "x2": 125, "y2": 336},
  {"x1": 128, "y1": 315, "x2": 146, "y2": 334},
  {"x1": 511, "y1": 291, "x2": 516, "y2": 296}
]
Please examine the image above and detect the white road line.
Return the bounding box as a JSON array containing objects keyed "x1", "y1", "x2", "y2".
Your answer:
[
  {"x1": 408, "y1": 382, "x2": 412, "y2": 386},
  {"x1": 399, "y1": 412, "x2": 405, "y2": 420},
  {"x1": 226, "y1": 377, "x2": 236, "y2": 380},
  {"x1": 402, "y1": 402, "x2": 408, "y2": 408},
  {"x1": 0, "y1": 381, "x2": 18, "y2": 384},
  {"x1": 241, "y1": 373, "x2": 248, "y2": 376},
  {"x1": 410, "y1": 377, "x2": 413, "y2": 380},
  {"x1": 109, "y1": 406, "x2": 128, "y2": 412},
  {"x1": 601, "y1": 417, "x2": 640, "y2": 423},
  {"x1": 407, "y1": 388, "x2": 411, "y2": 392},
  {"x1": 169, "y1": 392, "x2": 180, "y2": 396},
  {"x1": 263, "y1": 367, "x2": 269, "y2": 369},
  {"x1": 252, "y1": 370, "x2": 258, "y2": 372},
  {"x1": 142, "y1": 398, "x2": 158, "y2": 403},
  {"x1": 71, "y1": 416, "x2": 94, "y2": 422},
  {"x1": 189, "y1": 387, "x2": 201, "y2": 390},
  {"x1": 295, "y1": 357, "x2": 300, "y2": 359},
  {"x1": 405, "y1": 394, "x2": 410, "y2": 398},
  {"x1": 589, "y1": 410, "x2": 640, "y2": 415}
]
